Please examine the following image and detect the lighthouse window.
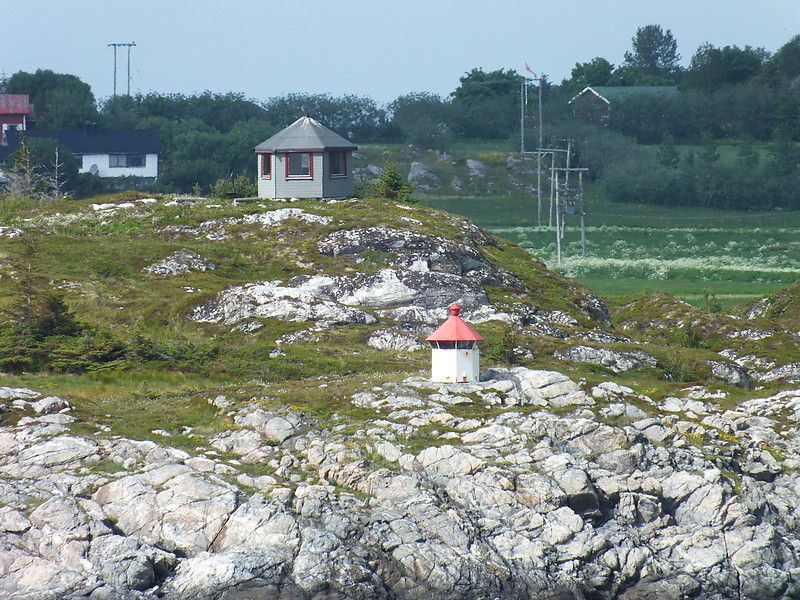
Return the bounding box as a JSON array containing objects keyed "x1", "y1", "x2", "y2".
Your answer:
[{"x1": 429, "y1": 340, "x2": 477, "y2": 349}]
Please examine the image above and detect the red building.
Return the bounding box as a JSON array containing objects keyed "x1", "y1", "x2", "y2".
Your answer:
[{"x1": 0, "y1": 95, "x2": 34, "y2": 145}]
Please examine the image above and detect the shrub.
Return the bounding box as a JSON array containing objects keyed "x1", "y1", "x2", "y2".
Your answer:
[
  {"x1": 367, "y1": 163, "x2": 415, "y2": 203},
  {"x1": 211, "y1": 174, "x2": 257, "y2": 198}
]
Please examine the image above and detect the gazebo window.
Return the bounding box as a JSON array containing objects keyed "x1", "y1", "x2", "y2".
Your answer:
[
  {"x1": 329, "y1": 151, "x2": 347, "y2": 177},
  {"x1": 286, "y1": 152, "x2": 312, "y2": 179},
  {"x1": 260, "y1": 154, "x2": 272, "y2": 179}
]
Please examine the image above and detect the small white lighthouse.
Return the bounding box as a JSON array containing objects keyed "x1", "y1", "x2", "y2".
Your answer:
[{"x1": 426, "y1": 304, "x2": 484, "y2": 383}]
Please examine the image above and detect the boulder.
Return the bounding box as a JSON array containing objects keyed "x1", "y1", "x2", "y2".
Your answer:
[
  {"x1": 708, "y1": 360, "x2": 749, "y2": 388},
  {"x1": 144, "y1": 249, "x2": 216, "y2": 276},
  {"x1": 407, "y1": 162, "x2": 440, "y2": 189}
]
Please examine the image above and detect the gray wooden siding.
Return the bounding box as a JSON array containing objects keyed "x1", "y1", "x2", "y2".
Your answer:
[
  {"x1": 256, "y1": 152, "x2": 352, "y2": 199},
  {"x1": 274, "y1": 153, "x2": 323, "y2": 199}
]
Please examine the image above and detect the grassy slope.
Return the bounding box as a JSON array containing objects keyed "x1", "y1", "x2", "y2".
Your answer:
[
  {"x1": 1, "y1": 189, "x2": 798, "y2": 454},
  {"x1": 0, "y1": 193, "x2": 600, "y2": 441}
]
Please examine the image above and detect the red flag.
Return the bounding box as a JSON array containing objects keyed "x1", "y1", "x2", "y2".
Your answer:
[{"x1": 525, "y1": 63, "x2": 537, "y2": 78}]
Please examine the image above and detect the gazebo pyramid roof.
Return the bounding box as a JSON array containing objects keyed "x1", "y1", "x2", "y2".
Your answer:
[
  {"x1": 426, "y1": 304, "x2": 484, "y2": 342},
  {"x1": 253, "y1": 116, "x2": 357, "y2": 153}
]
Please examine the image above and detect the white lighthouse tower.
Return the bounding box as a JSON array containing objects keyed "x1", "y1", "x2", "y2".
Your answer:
[{"x1": 426, "y1": 304, "x2": 484, "y2": 383}]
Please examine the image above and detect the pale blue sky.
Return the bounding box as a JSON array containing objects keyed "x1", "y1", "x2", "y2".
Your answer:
[{"x1": 4, "y1": 1, "x2": 797, "y2": 105}]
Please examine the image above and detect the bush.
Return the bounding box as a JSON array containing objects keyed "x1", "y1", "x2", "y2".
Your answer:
[
  {"x1": 367, "y1": 163, "x2": 416, "y2": 202},
  {"x1": 211, "y1": 174, "x2": 257, "y2": 198}
]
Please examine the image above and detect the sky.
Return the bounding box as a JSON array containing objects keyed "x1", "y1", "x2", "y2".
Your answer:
[{"x1": 3, "y1": 1, "x2": 798, "y2": 106}]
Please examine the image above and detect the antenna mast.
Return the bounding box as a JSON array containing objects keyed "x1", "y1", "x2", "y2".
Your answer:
[{"x1": 108, "y1": 42, "x2": 136, "y2": 96}]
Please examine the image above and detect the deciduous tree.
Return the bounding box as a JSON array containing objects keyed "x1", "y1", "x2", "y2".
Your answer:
[
  {"x1": 622, "y1": 25, "x2": 682, "y2": 84},
  {"x1": 6, "y1": 69, "x2": 98, "y2": 129},
  {"x1": 450, "y1": 68, "x2": 520, "y2": 139},
  {"x1": 568, "y1": 57, "x2": 614, "y2": 91},
  {"x1": 684, "y1": 44, "x2": 768, "y2": 91}
]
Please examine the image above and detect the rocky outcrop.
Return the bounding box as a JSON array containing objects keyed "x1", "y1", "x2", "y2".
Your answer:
[
  {"x1": 407, "y1": 162, "x2": 440, "y2": 189},
  {"x1": 3, "y1": 374, "x2": 800, "y2": 599},
  {"x1": 366, "y1": 328, "x2": 426, "y2": 352},
  {"x1": 555, "y1": 345, "x2": 658, "y2": 373},
  {"x1": 317, "y1": 226, "x2": 521, "y2": 288},
  {"x1": 144, "y1": 249, "x2": 216, "y2": 276},
  {"x1": 191, "y1": 280, "x2": 379, "y2": 326}
]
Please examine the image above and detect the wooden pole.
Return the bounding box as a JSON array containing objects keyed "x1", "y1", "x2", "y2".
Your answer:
[{"x1": 579, "y1": 171, "x2": 587, "y2": 258}]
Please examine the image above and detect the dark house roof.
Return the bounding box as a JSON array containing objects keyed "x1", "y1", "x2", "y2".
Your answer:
[
  {"x1": 254, "y1": 116, "x2": 357, "y2": 153},
  {"x1": 0, "y1": 129, "x2": 160, "y2": 162}
]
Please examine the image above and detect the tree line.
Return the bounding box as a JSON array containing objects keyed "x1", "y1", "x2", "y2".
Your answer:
[{"x1": 2, "y1": 26, "x2": 799, "y2": 208}]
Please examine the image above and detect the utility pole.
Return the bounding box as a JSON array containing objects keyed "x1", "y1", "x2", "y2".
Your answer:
[
  {"x1": 520, "y1": 79, "x2": 525, "y2": 154},
  {"x1": 108, "y1": 42, "x2": 136, "y2": 96}
]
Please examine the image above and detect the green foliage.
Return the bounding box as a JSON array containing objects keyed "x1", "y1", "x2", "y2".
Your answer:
[
  {"x1": 389, "y1": 93, "x2": 453, "y2": 150},
  {"x1": 760, "y1": 35, "x2": 800, "y2": 87},
  {"x1": 369, "y1": 163, "x2": 416, "y2": 202},
  {"x1": 702, "y1": 289, "x2": 723, "y2": 314},
  {"x1": 673, "y1": 322, "x2": 705, "y2": 349},
  {"x1": 656, "y1": 133, "x2": 680, "y2": 169},
  {"x1": 450, "y1": 68, "x2": 520, "y2": 139},
  {"x1": 662, "y1": 357, "x2": 699, "y2": 382},
  {"x1": 130, "y1": 334, "x2": 217, "y2": 371},
  {"x1": 684, "y1": 44, "x2": 769, "y2": 91},
  {"x1": 622, "y1": 25, "x2": 682, "y2": 84},
  {"x1": 568, "y1": 57, "x2": 614, "y2": 91},
  {"x1": 211, "y1": 175, "x2": 257, "y2": 199},
  {"x1": 261, "y1": 93, "x2": 390, "y2": 141},
  {"x1": 482, "y1": 324, "x2": 517, "y2": 366},
  {"x1": 25, "y1": 137, "x2": 79, "y2": 199},
  {"x1": 0, "y1": 300, "x2": 126, "y2": 374},
  {"x1": 6, "y1": 69, "x2": 98, "y2": 130},
  {"x1": 698, "y1": 131, "x2": 720, "y2": 164}
]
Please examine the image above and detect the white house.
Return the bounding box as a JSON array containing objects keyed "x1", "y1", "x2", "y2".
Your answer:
[
  {"x1": 426, "y1": 304, "x2": 484, "y2": 383},
  {"x1": 254, "y1": 116, "x2": 357, "y2": 200},
  {"x1": 0, "y1": 128, "x2": 160, "y2": 179}
]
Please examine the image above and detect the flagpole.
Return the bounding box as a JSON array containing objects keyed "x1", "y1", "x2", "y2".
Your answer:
[{"x1": 525, "y1": 63, "x2": 543, "y2": 226}]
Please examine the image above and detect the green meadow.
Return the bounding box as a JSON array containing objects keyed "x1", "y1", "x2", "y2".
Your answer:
[{"x1": 421, "y1": 191, "x2": 800, "y2": 308}]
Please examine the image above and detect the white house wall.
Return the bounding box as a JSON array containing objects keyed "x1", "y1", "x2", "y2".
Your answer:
[{"x1": 80, "y1": 153, "x2": 158, "y2": 178}]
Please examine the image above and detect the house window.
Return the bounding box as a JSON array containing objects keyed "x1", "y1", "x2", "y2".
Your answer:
[
  {"x1": 329, "y1": 151, "x2": 347, "y2": 177},
  {"x1": 286, "y1": 152, "x2": 312, "y2": 179},
  {"x1": 109, "y1": 154, "x2": 146, "y2": 168},
  {"x1": 260, "y1": 154, "x2": 272, "y2": 179}
]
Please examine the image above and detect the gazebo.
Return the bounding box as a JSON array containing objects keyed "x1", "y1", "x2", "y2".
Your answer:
[
  {"x1": 426, "y1": 304, "x2": 484, "y2": 383},
  {"x1": 253, "y1": 116, "x2": 357, "y2": 200}
]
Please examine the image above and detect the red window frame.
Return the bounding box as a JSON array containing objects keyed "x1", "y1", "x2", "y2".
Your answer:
[
  {"x1": 260, "y1": 153, "x2": 272, "y2": 179},
  {"x1": 285, "y1": 152, "x2": 313, "y2": 180},
  {"x1": 329, "y1": 151, "x2": 347, "y2": 178}
]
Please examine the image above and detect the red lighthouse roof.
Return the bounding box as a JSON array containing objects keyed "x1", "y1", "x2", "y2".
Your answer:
[{"x1": 426, "y1": 304, "x2": 484, "y2": 342}]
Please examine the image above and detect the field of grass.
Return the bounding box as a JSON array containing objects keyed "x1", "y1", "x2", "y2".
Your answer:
[{"x1": 421, "y1": 190, "x2": 800, "y2": 308}]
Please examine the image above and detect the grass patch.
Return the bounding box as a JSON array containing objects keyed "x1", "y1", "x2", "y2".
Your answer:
[{"x1": 421, "y1": 190, "x2": 800, "y2": 308}]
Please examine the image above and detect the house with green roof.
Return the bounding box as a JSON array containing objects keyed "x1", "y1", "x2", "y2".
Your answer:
[
  {"x1": 569, "y1": 86, "x2": 678, "y2": 124},
  {"x1": 253, "y1": 116, "x2": 358, "y2": 200}
]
